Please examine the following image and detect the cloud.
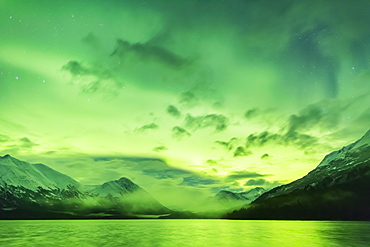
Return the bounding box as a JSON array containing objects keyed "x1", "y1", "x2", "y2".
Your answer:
[
  {"x1": 81, "y1": 32, "x2": 101, "y2": 47},
  {"x1": 18, "y1": 137, "x2": 38, "y2": 148},
  {"x1": 91, "y1": 156, "x2": 221, "y2": 189},
  {"x1": 244, "y1": 178, "x2": 267, "y2": 186},
  {"x1": 215, "y1": 137, "x2": 251, "y2": 158},
  {"x1": 178, "y1": 91, "x2": 198, "y2": 107},
  {"x1": 0, "y1": 135, "x2": 39, "y2": 155},
  {"x1": 136, "y1": 123, "x2": 159, "y2": 132},
  {"x1": 62, "y1": 60, "x2": 123, "y2": 95},
  {"x1": 244, "y1": 178, "x2": 282, "y2": 189},
  {"x1": 166, "y1": 105, "x2": 181, "y2": 118},
  {"x1": 225, "y1": 171, "x2": 269, "y2": 182},
  {"x1": 172, "y1": 126, "x2": 191, "y2": 140},
  {"x1": 152, "y1": 145, "x2": 168, "y2": 152},
  {"x1": 245, "y1": 130, "x2": 318, "y2": 150},
  {"x1": 224, "y1": 138, "x2": 239, "y2": 151},
  {"x1": 206, "y1": 159, "x2": 218, "y2": 166},
  {"x1": 285, "y1": 100, "x2": 348, "y2": 133},
  {"x1": 243, "y1": 99, "x2": 357, "y2": 151},
  {"x1": 215, "y1": 140, "x2": 228, "y2": 149},
  {"x1": 184, "y1": 113, "x2": 228, "y2": 132},
  {"x1": 244, "y1": 108, "x2": 259, "y2": 119},
  {"x1": 260, "y1": 153, "x2": 271, "y2": 160},
  {"x1": 111, "y1": 39, "x2": 190, "y2": 68},
  {"x1": 233, "y1": 146, "x2": 253, "y2": 157},
  {"x1": 180, "y1": 176, "x2": 219, "y2": 187}
]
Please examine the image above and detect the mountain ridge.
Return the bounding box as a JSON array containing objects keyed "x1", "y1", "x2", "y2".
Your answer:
[
  {"x1": 0, "y1": 155, "x2": 170, "y2": 219},
  {"x1": 227, "y1": 129, "x2": 370, "y2": 220}
]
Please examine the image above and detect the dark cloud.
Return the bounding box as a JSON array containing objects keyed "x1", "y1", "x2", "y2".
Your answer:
[
  {"x1": 244, "y1": 108, "x2": 259, "y2": 119},
  {"x1": 146, "y1": 168, "x2": 193, "y2": 180},
  {"x1": 180, "y1": 176, "x2": 218, "y2": 187},
  {"x1": 81, "y1": 32, "x2": 100, "y2": 47},
  {"x1": 215, "y1": 140, "x2": 229, "y2": 149},
  {"x1": 136, "y1": 123, "x2": 159, "y2": 132},
  {"x1": 172, "y1": 126, "x2": 191, "y2": 140},
  {"x1": 224, "y1": 138, "x2": 239, "y2": 151},
  {"x1": 179, "y1": 91, "x2": 198, "y2": 107},
  {"x1": 244, "y1": 179, "x2": 283, "y2": 190},
  {"x1": 245, "y1": 130, "x2": 318, "y2": 150},
  {"x1": 260, "y1": 153, "x2": 271, "y2": 160},
  {"x1": 233, "y1": 146, "x2": 253, "y2": 157},
  {"x1": 0, "y1": 136, "x2": 39, "y2": 155},
  {"x1": 111, "y1": 39, "x2": 189, "y2": 68},
  {"x1": 244, "y1": 100, "x2": 355, "y2": 151},
  {"x1": 152, "y1": 145, "x2": 168, "y2": 152},
  {"x1": 244, "y1": 178, "x2": 267, "y2": 186},
  {"x1": 166, "y1": 105, "x2": 181, "y2": 118},
  {"x1": 215, "y1": 138, "x2": 253, "y2": 158},
  {"x1": 206, "y1": 159, "x2": 218, "y2": 166},
  {"x1": 225, "y1": 171, "x2": 269, "y2": 182},
  {"x1": 184, "y1": 113, "x2": 228, "y2": 132},
  {"x1": 18, "y1": 137, "x2": 38, "y2": 148},
  {"x1": 62, "y1": 60, "x2": 123, "y2": 94},
  {"x1": 285, "y1": 100, "x2": 347, "y2": 133}
]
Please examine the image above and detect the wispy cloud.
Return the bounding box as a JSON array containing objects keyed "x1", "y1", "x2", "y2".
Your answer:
[
  {"x1": 136, "y1": 123, "x2": 159, "y2": 133},
  {"x1": 172, "y1": 126, "x2": 191, "y2": 140},
  {"x1": 111, "y1": 39, "x2": 190, "y2": 68},
  {"x1": 184, "y1": 113, "x2": 228, "y2": 132},
  {"x1": 225, "y1": 170, "x2": 269, "y2": 182},
  {"x1": 166, "y1": 105, "x2": 181, "y2": 118}
]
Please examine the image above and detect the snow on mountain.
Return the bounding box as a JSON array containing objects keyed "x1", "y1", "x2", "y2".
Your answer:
[
  {"x1": 194, "y1": 187, "x2": 267, "y2": 212},
  {"x1": 0, "y1": 154, "x2": 80, "y2": 191},
  {"x1": 90, "y1": 177, "x2": 141, "y2": 196},
  {"x1": 318, "y1": 129, "x2": 370, "y2": 168},
  {"x1": 257, "y1": 129, "x2": 370, "y2": 200},
  {"x1": 0, "y1": 155, "x2": 170, "y2": 218},
  {"x1": 228, "y1": 129, "x2": 370, "y2": 220},
  {"x1": 215, "y1": 187, "x2": 266, "y2": 203},
  {"x1": 240, "y1": 187, "x2": 266, "y2": 200}
]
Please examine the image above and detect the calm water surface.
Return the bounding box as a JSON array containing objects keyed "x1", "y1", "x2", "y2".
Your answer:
[{"x1": 0, "y1": 219, "x2": 369, "y2": 247}]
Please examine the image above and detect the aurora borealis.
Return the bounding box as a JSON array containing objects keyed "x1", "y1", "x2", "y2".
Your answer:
[{"x1": 1, "y1": 0, "x2": 370, "y2": 209}]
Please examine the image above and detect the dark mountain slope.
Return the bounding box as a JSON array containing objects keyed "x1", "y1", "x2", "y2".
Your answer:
[{"x1": 228, "y1": 130, "x2": 370, "y2": 220}]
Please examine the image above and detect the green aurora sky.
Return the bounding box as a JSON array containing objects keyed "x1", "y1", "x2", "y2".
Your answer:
[{"x1": 1, "y1": 0, "x2": 370, "y2": 209}]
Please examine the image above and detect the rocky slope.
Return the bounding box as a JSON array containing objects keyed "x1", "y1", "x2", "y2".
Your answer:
[
  {"x1": 0, "y1": 155, "x2": 170, "y2": 219},
  {"x1": 228, "y1": 129, "x2": 370, "y2": 220}
]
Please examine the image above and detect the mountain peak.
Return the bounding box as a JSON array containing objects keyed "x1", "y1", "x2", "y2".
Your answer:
[
  {"x1": 353, "y1": 128, "x2": 370, "y2": 149},
  {"x1": 117, "y1": 177, "x2": 134, "y2": 184},
  {"x1": 318, "y1": 129, "x2": 370, "y2": 168},
  {"x1": 1, "y1": 154, "x2": 12, "y2": 159},
  {"x1": 98, "y1": 177, "x2": 140, "y2": 195}
]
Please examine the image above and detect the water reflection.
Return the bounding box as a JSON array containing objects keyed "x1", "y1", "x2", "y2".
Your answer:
[{"x1": 1, "y1": 220, "x2": 369, "y2": 246}]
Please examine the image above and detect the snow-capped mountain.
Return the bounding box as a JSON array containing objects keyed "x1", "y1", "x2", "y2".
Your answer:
[
  {"x1": 193, "y1": 187, "x2": 266, "y2": 213},
  {"x1": 228, "y1": 129, "x2": 370, "y2": 220},
  {"x1": 90, "y1": 177, "x2": 141, "y2": 196},
  {"x1": 0, "y1": 155, "x2": 170, "y2": 219},
  {"x1": 215, "y1": 187, "x2": 265, "y2": 203},
  {"x1": 258, "y1": 129, "x2": 370, "y2": 200},
  {"x1": 0, "y1": 154, "x2": 80, "y2": 190}
]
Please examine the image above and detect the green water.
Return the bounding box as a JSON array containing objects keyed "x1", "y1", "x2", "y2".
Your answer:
[{"x1": 0, "y1": 220, "x2": 369, "y2": 246}]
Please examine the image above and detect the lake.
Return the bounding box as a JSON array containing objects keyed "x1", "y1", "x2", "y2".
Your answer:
[{"x1": 0, "y1": 219, "x2": 369, "y2": 246}]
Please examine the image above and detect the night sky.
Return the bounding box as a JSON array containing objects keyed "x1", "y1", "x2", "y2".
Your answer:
[{"x1": 1, "y1": 0, "x2": 370, "y2": 209}]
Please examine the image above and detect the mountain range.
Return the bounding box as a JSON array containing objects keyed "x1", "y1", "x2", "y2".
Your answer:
[
  {"x1": 228, "y1": 129, "x2": 370, "y2": 220},
  {"x1": 0, "y1": 155, "x2": 170, "y2": 219},
  {"x1": 1, "y1": 129, "x2": 370, "y2": 220}
]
